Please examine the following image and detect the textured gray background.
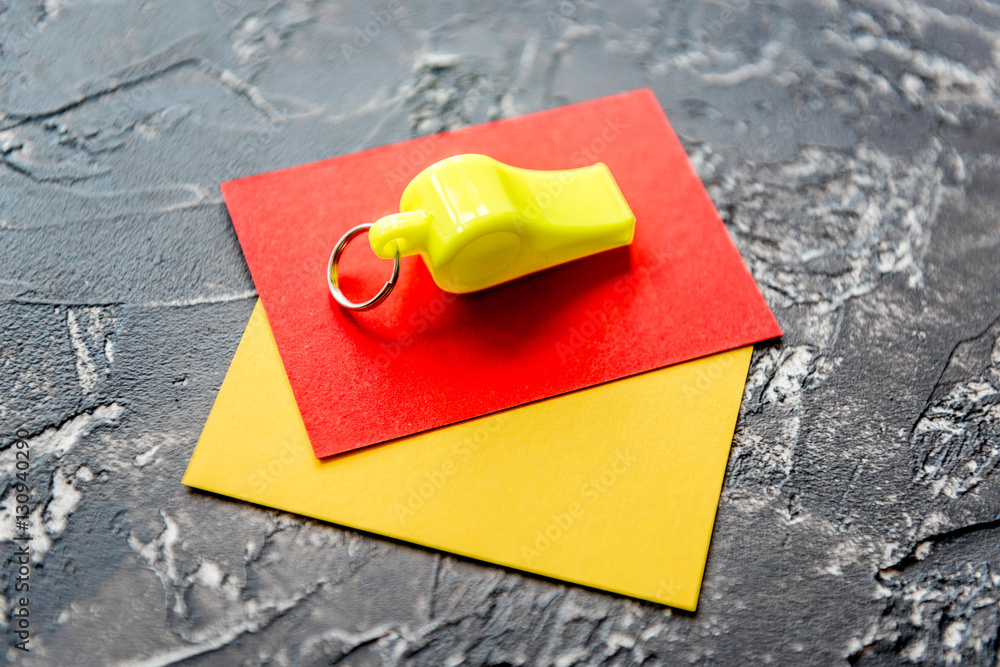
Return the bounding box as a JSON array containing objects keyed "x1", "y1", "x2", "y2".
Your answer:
[{"x1": 2, "y1": 0, "x2": 999, "y2": 664}]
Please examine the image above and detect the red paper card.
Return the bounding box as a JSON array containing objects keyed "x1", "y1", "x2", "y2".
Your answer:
[{"x1": 222, "y1": 88, "x2": 781, "y2": 458}]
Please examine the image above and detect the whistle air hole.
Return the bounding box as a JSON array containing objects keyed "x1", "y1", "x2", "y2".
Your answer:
[
  {"x1": 381, "y1": 240, "x2": 400, "y2": 257},
  {"x1": 450, "y1": 231, "x2": 521, "y2": 289}
]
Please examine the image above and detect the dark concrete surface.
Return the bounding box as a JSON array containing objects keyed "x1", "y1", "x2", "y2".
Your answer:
[{"x1": 2, "y1": 0, "x2": 999, "y2": 664}]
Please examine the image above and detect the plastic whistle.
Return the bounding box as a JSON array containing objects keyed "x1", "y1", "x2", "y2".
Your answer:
[{"x1": 327, "y1": 154, "x2": 635, "y2": 310}]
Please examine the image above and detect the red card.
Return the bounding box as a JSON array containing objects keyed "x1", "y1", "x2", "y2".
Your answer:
[{"x1": 222, "y1": 88, "x2": 781, "y2": 458}]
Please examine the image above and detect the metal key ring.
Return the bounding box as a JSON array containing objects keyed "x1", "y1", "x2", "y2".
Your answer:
[{"x1": 327, "y1": 223, "x2": 400, "y2": 311}]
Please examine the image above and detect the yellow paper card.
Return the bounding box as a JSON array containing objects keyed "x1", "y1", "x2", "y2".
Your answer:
[{"x1": 183, "y1": 302, "x2": 751, "y2": 610}]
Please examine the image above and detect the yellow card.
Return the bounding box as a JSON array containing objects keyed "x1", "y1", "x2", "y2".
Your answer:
[{"x1": 183, "y1": 301, "x2": 751, "y2": 610}]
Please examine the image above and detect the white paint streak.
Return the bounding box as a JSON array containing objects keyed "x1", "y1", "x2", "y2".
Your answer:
[
  {"x1": 195, "y1": 560, "x2": 224, "y2": 588},
  {"x1": 67, "y1": 309, "x2": 99, "y2": 394},
  {"x1": 134, "y1": 443, "x2": 161, "y2": 467},
  {"x1": 0, "y1": 404, "x2": 124, "y2": 479},
  {"x1": 128, "y1": 514, "x2": 183, "y2": 613},
  {"x1": 700, "y1": 40, "x2": 781, "y2": 85},
  {"x1": 906, "y1": 636, "x2": 927, "y2": 661},
  {"x1": 137, "y1": 289, "x2": 257, "y2": 309},
  {"x1": 116, "y1": 585, "x2": 320, "y2": 667},
  {"x1": 554, "y1": 647, "x2": 590, "y2": 667},
  {"x1": 942, "y1": 620, "x2": 965, "y2": 648},
  {"x1": 0, "y1": 490, "x2": 20, "y2": 544},
  {"x1": 412, "y1": 53, "x2": 460, "y2": 71},
  {"x1": 764, "y1": 347, "x2": 814, "y2": 404},
  {"x1": 46, "y1": 469, "x2": 82, "y2": 536},
  {"x1": 913, "y1": 332, "x2": 1000, "y2": 496},
  {"x1": 29, "y1": 505, "x2": 50, "y2": 564}
]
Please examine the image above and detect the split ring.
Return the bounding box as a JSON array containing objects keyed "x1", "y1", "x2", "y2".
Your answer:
[{"x1": 327, "y1": 223, "x2": 400, "y2": 311}]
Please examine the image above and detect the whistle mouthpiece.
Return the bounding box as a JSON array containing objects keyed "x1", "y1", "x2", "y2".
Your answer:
[{"x1": 369, "y1": 210, "x2": 430, "y2": 259}]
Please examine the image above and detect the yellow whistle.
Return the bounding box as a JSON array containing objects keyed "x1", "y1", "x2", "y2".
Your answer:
[{"x1": 327, "y1": 154, "x2": 635, "y2": 310}]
